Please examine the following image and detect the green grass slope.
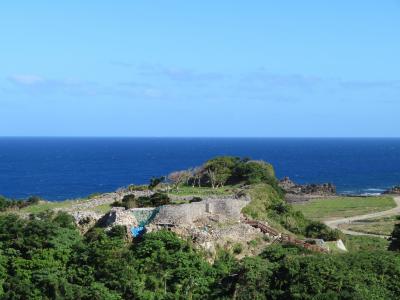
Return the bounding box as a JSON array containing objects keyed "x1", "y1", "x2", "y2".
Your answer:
[{"x1": 242, "y1": 184, "x2": 341, "y2": 240}]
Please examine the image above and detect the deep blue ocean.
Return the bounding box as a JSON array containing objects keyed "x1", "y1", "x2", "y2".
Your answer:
[{"x1": 0, "y1": 138, "x2": 399, "y2": 200}]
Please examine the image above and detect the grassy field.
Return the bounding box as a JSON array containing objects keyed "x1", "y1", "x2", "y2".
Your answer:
[
  {"x1": 167, "y1": 185, "x2": 236, "y2": 196},
  {"x1": 324, "y1": 241, "x2": 347, "y2": 253},
  {"x1": 91, "y1": 203, "x2": 113, "y2": 214},
  {"x1": 18, "y1": 200, "x2": 80, "y2": 214},
  {"x1": 327, "y1": 235, "x2": 390, "y2": 253},
  {"x1": 339, "y1": 216, "x2": 400, "y2": 236},
  {"x1": 18, "y1": 197, "x2": 112, "y2": 214},
  {"x1": 293, "y1": 196, "x2": 396, "y2": 221},
  {"x1": 344, "y1": 235, "x2": 390, "y2": 252}
]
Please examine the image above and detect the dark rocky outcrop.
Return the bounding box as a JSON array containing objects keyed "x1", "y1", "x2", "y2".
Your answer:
[
  {"x1": 383, "y1": 186, "x2": 400, "y2": 195},
  {"x1": 279, "y1": 177, "x2": 336, "y2": 196}
]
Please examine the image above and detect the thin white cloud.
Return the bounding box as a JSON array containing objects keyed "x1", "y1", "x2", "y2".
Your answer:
[
  {"x1": 4, "y1": 68, "x2": 399, "y2": 105},
  {"x1": 138, "y1": 64, "x2": 225, "y2": 82},
  {"x1": 110, "y1": 61, "x2": 133, "y2": 68},
  {"x1": 340, "y1": 80, "x2": 400, "y2": 90},
  {"x1": 8, "y1": 74, "x2": 45, "y2": 85}
]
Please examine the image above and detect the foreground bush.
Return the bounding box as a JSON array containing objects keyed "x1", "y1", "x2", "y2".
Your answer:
[
  {"x1": 114, "y1": 192, "x2": 171, "y2": 209},
  {"x1": 227, "y1": 244, "x2": 400, "y2": 299},
  {"x1": 389, "y1": 219, "x2": 400, "y2": 251},
  {"x1": 0, "y1": 213, "x2": 230, "y2": 299},
  {"x1": 0, "y1": 195, "x2": 41, "y2": 211},
  {"x1": 0, "y1": 213, "x2": 399, "y2": 299}
]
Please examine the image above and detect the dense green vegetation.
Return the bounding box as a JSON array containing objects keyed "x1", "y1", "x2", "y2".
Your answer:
[
  {"x1": 0, "y1": 195, "x2": 41, "y2": 211},
  {"x1": 118, "y1": 192, "x2": 171, "y2": 209},
  {"x1": 389, "y1": 217, "x2": 400, "y2": 251},
  {"x1": 164, "y1": 156, "x2": 279, "y2": 191},
  {"x1": 344, "y1": 235, "x2": 390, "y2": 252},
  {"x1": 0, "y1": 212, "x2": 225, "y2": 299},
  {"x1": 203, "y1": 156, "x2": 277, "y2": 188},
  {"x1": 293, "y1": 196, "x2": 396, "y2": 221},
  {"x1": 0, "y1": 212, "x2": 399, "y2": 299},
  {"x1": 229, "y1": 245, "x2": 400, "y2": 299}
]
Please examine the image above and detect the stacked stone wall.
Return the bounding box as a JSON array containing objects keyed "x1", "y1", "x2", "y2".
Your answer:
[{"x1": 152, "y1": 198, "x2": 248, "y2": 225}]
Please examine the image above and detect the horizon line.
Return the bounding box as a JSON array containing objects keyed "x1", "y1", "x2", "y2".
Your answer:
[{"x1": 1, "y1": 136, "x2": 400, "y2": 139}]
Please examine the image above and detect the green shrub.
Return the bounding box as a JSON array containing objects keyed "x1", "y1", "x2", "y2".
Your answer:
[
  {"x1": 122, "y1": 193, "x2": 170, "y2": 209},
  {"x1": 26, "y1": 196, "x2": 41, "y2": 205},
  {"x1": 232, "y1": 243, "x2": 243, "y2": 254},
  {"x1": 389, "y1": 223, "x2": 400, "y2": 251},
  {"x1": 122, "y1": 194, "x2": 137, "y2": 209},
  {"x1": 107, "y1": 225, "x2": 127, "y2": 239},
  {"x1": 0, "y1": 195, "x2": 41, "y2": 211},
  {"x1": 87, "y1": 192, "x2": 101, "y2": 199},
  {"x1": 127, "y1": 185, "x2": 148, "y2": 191},
  {"x1": 305, "y1": 221, "x2": 342, "y2": 241},
  {"x1": 149, "y1": 176, "x2": 165, "y2": 189},
  {"x1": 189, "y1": 196, "x2": 202, "y2": 203},
  {"x1": 111, "y1": 201, "x2": 124, "y2": 207},
  {"x1": 248, "y1": 239, "x2": 261, "y2": 247},
  {"x1": 113, "y1": 193, "x2": 169, "y2": 209},
  {"x1": 150, "y1": 193, "x2": 170, "y2": 206}
]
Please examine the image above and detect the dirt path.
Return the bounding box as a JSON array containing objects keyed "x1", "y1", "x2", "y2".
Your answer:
[{"x1": 324, "y1": 196, "x2": 400, "y2": 238}]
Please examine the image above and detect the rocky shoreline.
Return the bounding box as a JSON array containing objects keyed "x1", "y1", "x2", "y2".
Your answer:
[
  {"x1": 383, "y1": 186, "x2": 400, "y2": 195},
  {"x1": 279, "y1": 177, "x2": 337, "y2": 203}
]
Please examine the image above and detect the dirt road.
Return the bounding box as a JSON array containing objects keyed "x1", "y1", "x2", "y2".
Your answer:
[{"x1": 324, "y1": 196, "x2": 400, "y2": 238}]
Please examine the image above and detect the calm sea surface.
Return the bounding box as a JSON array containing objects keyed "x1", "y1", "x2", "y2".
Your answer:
[{"x1": 0, "y1": 138, "x2": 399, "y2": 200}]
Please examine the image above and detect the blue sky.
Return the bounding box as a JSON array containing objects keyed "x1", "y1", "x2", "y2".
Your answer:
[{"x1": 1, "y1": 1, "x2": 399, "y2": 137}]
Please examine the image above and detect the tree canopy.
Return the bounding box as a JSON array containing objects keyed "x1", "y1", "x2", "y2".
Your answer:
[{"x1": 0, "y1": 212, "x2": 399, "y2": 299}]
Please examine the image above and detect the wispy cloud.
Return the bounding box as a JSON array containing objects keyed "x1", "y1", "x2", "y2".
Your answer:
[
  {"x1": 138, "y1": 64, "x2": 226, "y2": 82},
  {"x1": 7, "y1": 74, "x2": 101, "y2": 96},
  {"x1": 340, "y1": 80, "x2": 400, "y2": 90},
  {"x1": 8, "y1": 74, "x2": 45, "y2": 86},
  {"x1": 110, "y1": 61, "x2": 134, "y2": 68},
  {"x1": 4, "y1": 68, "x2": 399, "y2": 105}
]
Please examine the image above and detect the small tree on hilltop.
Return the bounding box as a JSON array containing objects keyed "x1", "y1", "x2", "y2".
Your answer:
[
  {"x1": 206, "y1": 169, "x2": 218, "y2": 189},
  {"x1": 149, "y1": 176, "x2": 166, "y2": 190},
  {"x1": 191, "y1": 166, "x2": 204, "y2": 187},
  {"x1": 204, "y1": 156, "x2": 239, "y2": 188},
  {"x1": 167, "y1": 170, "x2": 191, "y2": 191},
  {"x1": 234, "y1": 160, "x2": 276, "y2": 185}
]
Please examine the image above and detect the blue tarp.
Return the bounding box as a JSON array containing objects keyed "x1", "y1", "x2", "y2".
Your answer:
[{"x1": 131, "y1": 226, "x2": 145, "y2": 238}]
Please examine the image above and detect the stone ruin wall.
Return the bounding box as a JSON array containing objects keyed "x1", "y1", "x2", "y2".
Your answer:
[
  {"x1": 99, "y1": 195, "x2": 250, "y2": 230},
  {"x1": 152, "y1": 197, "x2": 249, "y2": 226}
]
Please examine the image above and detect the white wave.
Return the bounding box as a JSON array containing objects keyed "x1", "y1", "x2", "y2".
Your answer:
[
  {"x1": 360, "y1": 192, "x2": 382, "y2": 196},
  {"x1": 364, "y1": 188, "x2": 385, "y2": 192}
]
